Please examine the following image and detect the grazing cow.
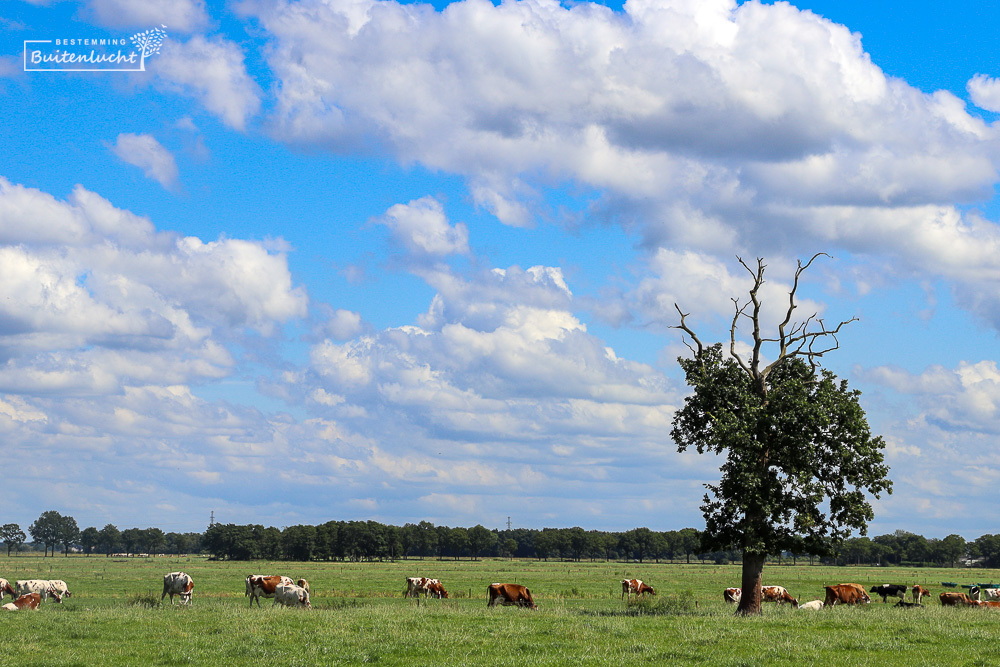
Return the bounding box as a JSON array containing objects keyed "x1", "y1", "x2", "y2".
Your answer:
[
  {"x1": 870, "y1": 584, "x2": 908, "y2": 603},
  {"x1": 15, "y1": 580, "x2": 62, "y2": 603},
  {"x1": 296, "y1": 579, "x2": 310, "y2": 595},
  {"x1": 273, "y1": 583, "x2": 311, "y2": 608},
  {"x1": 799, "y1": 600, "x2": 824, "y2": 611},
  {"x1": 0, "y1": 578, "x2": 14, "y2": 600},
  {"x1": 246, "y1": 575, "x2": 293, "y2": 607},
  {"x1": 404, "y1": 577, "x2": 447, "y2": 599},
  {"x1": 487, "y1": 583, "x2": 537, "y2": 609},
  {"x1": 723, "y1": 588, "x2": 741, "y2": 604},
  {"x1": 762, "y1": 585, "x2": 799, "y2": 608},
  {"x1": 161, "y1": 572, "x2": 194, "y2": 605},
  {"x1": 1, "y1": 593, "x2": 41, "y2": 611},
  {"x1": 426, "y1": 581, "x2": 449, "y2": 598},
  {"x1": 895, "y1": 600, "x2": 923, "y2": 608},
  {"x1": 48, "y1": 580, "x2": 71, "y2": 601},
  {"x1": 621, "y1": 579, "x2": 655, "y2": 600},
  {"x1": 939, "y1": 592, "x2": 976, "y2": 607},
  {"x1": 824, "y1": 583, "x2": 872, "y2": 606},
  {"x1": 912, "y1": 585, "x2": 931, "y2": 604}
]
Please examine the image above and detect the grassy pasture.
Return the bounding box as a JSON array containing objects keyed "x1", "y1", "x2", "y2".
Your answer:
[{"x1": 2, "y1": 556, "x2": 999, "y2": 665}]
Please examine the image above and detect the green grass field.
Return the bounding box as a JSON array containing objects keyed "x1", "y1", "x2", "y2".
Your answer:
[{"x1": 2, "y1": 556, "x2": 999, "y2": 665}]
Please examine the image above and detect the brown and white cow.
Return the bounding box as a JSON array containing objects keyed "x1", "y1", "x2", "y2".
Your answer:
[
  {"x1": 940, "y1": 592, "x2": 977, "y2": 607},
  {"x1": 969, "y1": 586, "x2": 1000, "y2": 602},
  {"x1": 723, "y1": 587, "x2": 741, "y2": 604},
  {"x1": 823, "y1": 583, "x2": 871, "y2": 606},
  {"x1": 621, "y1": 579, "x2": 655, "y2": 600},
  {"x1": 0, "y1": 578, "x2": 14, "y2": 600},
  {"x1": 912, "y1": 585, "x2": 931, "y2": 604},
  {"x1": 15, "y1": 580, "x2": 62, "y2": 603},
  {"x1": 762, "y1": 585, "x2": 798, "y2": 608},
  {"x1": 404, "y1": 577, "x2": 447, "y2": 599},
  {"x1": 1, "y1": 592, "x2": 41, "y2": 611},
  {"x1": 274, "y1": 583, "x2": 311, "y2": 608},
  {"x1": 162, "y1": 572, "x2": 194, "y2": 605},
  {"x1": 296, "y1": 579, "x2": 310, "y2": 595},
  {"x1": 48, "y1": 580, "x2": 71, "y2": 601},
  {"x1": 426, "y1": 581, "x2": 448, "y2": 598},
  {"x1": 246, "y1": 575, "x2": 293, "y2": 607},
  {"x1": 488, "y1": 583, "x2": 537, "y2": 609}
]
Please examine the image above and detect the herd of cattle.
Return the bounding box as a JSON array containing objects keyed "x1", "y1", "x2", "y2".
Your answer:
[
  {"x1": 722, "y1": 582, "x2": 1000, "y2": 609},
  {"x1": 3, "y1": 571, "x2": 999, "y2": 613}
]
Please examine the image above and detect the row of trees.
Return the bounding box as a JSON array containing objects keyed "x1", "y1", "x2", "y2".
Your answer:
[
  {"x1": 1, "y1": 511, "x2": 202, "y2": 558},
  {"x1": 6, "y1": 511, "x2": 1000, "y2": 568},
  {"x1": 201, "y1": 522, "x2": 706, "y2": 563}
]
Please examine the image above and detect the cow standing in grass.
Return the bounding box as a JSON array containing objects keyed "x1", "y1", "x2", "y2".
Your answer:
[
  {"x1": 488, "y1": 583, "x2": 537, "y2": 609},
  {"x1": 246, "y1": 575, "x2": 293, "y2": 607},
  {"x1": 621, "y1": 579, "x2": 655, "y2": 600},
  {"x1": 162, "y1": 572, "x2": 194, "y2": 605}
]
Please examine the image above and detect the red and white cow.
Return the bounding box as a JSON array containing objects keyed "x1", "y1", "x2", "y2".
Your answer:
[
  {"x1": 2, "y1": 592, "x2": 41, "y2": 611},
  {"x1": 49, "y1": 580, "x2": 71, "y2": 601},
  {"x1": 15, "y1": 580, "x2": 62, "y2": 603},
  {"x1": 723, "y1": 587, "x2": 741, "y2": 604},
  {"x1": 488, "y1": 583, "x2": 537, "y2": 609},
  {"x1": 621, "y1": 579, "x2": 655, "y2": 600},
  {"x1": 405, "y1": 577, "x2": 448, "y2": 599},
  {"x1": 162, "y1": 572, "x2": 194, "y2": 605},
  {"x1": 762, "y1": 585, "x2": 798, "y2": 608},
  {"x1": 274, "y1": 583, "x2": 311, "y2": 608},
  {"x1": 0, "y1": 578, "x2": 14, "y2": 600},
  {"x1": 296, "y1": 578, "x2": 310, "y2": 595},
  {"x1": 246, "y1": 575, "x2": 293, "y2": 607},
  {"x1": 912, "y1": 585, "x2": 931, "y2": 604}
]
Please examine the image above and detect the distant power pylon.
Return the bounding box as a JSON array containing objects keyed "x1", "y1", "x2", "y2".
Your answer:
[{"x1": 507, "y1": 516, "x2": 511, "y2": 530}]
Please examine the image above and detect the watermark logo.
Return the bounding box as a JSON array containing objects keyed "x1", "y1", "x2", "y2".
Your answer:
[{"x1": 25, "y1": 25, "x2": 167, "y2": 72}]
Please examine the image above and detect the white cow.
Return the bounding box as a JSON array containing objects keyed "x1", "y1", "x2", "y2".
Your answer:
[
  {"x1": 48, "y1": 580, "x2": 71, "y2": 601},
  {"x1": 799, "y1": 600, "x2": 824, "y2": 611},
  {"x1": 162, "y1": 572, "x2": 194, "y2": 605},
  {"x1": 15, "y1": 580, "x2": 62, "y2": 603},
  {"x1": 273, "y1": 583, "x2": 311, "y2": 608}
]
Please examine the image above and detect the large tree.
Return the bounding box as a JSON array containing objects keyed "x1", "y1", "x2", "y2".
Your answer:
[
  {"x1": 1, "y1": 523, "x2": 26, "y2": 556},
  {"x1": 671, "y1": 255, "x2": 891, "y2": 616},
  {"x1": 29, "y1": 510, "x2": 66, "y2": 557}
]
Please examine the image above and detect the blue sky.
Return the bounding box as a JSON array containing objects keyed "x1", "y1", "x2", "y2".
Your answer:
[{"x1": 2, "y1": 0, "x2": 1000, "y2": 540}]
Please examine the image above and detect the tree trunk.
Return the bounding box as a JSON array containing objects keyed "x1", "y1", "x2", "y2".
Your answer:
[{"x1": 736, "y1": 552, "x2": 766, "y2": 616}]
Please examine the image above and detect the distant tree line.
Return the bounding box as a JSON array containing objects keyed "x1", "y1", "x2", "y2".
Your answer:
[{"x1": 4, "y1": 511, "x2": 1000, "y2": 568}]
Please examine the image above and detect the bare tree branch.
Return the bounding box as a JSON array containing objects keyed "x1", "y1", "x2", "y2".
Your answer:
[
  {"x1": 674, "y1": 253, "x2": 857, "y2": 395},
  {"x1": 671, "y1": 303, "x2": 704, "y2": 359}
]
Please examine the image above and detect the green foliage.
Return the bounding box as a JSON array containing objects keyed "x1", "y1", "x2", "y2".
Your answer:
[{"x1": 672, "y1": 344, "x2": 891, "y2": 558}]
